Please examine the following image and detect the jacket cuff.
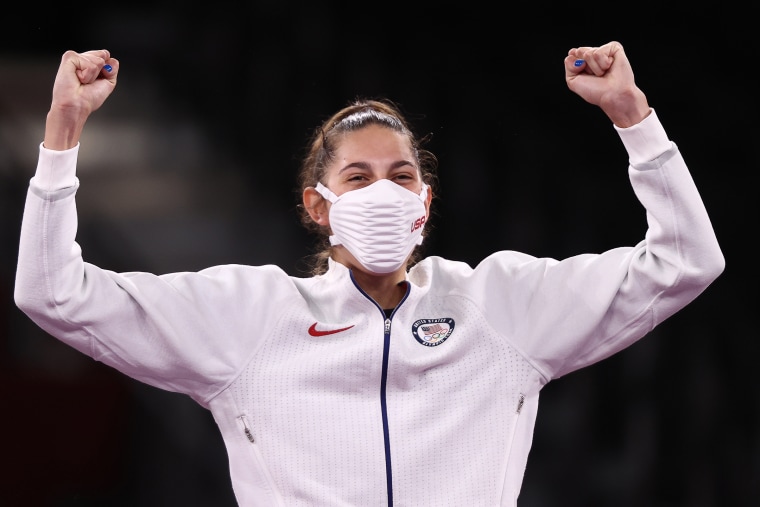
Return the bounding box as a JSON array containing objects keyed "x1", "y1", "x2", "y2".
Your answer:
[
  {"x1": 31, "y1": 142, "x2": 80, "y2": 191},
  {"x1": 614, "y1": 109, "x2": 672, "y2": 166}
]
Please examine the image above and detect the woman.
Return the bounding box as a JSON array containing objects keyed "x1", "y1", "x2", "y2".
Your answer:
[{"x1": 15, "y1": 41, "x2": 724, "y2": 506}]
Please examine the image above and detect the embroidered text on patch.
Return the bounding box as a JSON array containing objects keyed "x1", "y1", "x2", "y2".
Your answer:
[{"x1": 411, "y1": 318, "x2": 455, "y2": 347}]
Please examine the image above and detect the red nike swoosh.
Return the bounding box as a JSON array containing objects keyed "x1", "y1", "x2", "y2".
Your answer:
[{"x1": 308, "y1": 323, "x2": 355, "y2": 337}]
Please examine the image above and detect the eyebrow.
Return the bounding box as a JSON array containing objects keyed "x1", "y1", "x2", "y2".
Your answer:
[{"x1": 338, "y1": 160, "x2": 417, "y2": 173}]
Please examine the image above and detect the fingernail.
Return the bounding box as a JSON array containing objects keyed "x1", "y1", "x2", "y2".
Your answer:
[
  {"x1": 103, "y1": 64, "x2": 113, "y2": 72},
  {"x1": 573, "y1": 59, "x2": 584, "y2": 67}
]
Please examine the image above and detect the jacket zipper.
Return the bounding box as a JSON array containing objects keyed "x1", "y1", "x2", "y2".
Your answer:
[
  {"x1": 239, "y1": 414, "x2": 255, "y2": 443},
  {"x1": 381, "y1": 315, "x2": 393, "y2": 507},
  {"x1": 235, "y1": 415, "x2": 288, "y2": 506},
  {"x1": 348, "y1": 270, "x2": 411, "y2": 507}
]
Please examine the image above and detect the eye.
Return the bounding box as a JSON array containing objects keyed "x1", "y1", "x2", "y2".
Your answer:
[{"x1": 391, "y1": 172, "x2": 419, "y2": 186}]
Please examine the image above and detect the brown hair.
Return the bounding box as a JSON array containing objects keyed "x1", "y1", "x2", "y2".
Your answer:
[{"x1": 296, "y1": 98, "x2": 438, "y2": 276}]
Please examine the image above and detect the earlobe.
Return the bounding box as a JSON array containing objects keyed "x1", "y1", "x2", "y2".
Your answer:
[{"x1": 303, "y1": 187, "x2": 329, "y2": 225}]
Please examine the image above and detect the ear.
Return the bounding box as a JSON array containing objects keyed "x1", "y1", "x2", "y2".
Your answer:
[
  {"x1": 303, "y1": 187, "x2": 329, "y2": 226},
  {"x1": 423, "y1": 185, "x2": 433, "y2": 218}
]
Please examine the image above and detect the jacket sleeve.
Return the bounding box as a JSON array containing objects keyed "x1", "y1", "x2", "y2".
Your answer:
[
  {"x1": 466, "y1": 110, "x2": 725, "y2": 379},
  {"x1": 13, "y1": 144, "x2": 294, "y2": 404}
]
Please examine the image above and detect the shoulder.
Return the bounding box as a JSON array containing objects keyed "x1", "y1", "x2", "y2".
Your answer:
[
  {"x1": 162, "y1": 263, "x2": 299, "y2": 293},
  {"x1": 409, "y1": 252, "x2": 542, "y2": 286}
]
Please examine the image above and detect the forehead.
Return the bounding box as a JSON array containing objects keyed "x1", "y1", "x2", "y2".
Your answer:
[{"x1": 333, "y1": 124, "x2": 414, "y2": 159}]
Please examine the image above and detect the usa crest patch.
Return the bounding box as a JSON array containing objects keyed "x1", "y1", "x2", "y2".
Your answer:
[{"x1": 412, "y1": 318, "x2": 455, "y2": 347}]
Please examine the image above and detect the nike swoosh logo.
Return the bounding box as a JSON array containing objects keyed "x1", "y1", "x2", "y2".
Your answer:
[{"x1": 308, "y1": 323, "x2": 355, "y2": 337}]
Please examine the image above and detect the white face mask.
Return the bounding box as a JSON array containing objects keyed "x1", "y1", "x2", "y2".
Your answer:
[{"x1": 315, "y1": 179, "x2": 429, "y2": 274}]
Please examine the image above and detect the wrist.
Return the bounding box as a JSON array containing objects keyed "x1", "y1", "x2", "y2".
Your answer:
[
  {"x1": 603, "y1": 88, "x2": 650, "y2": 128},
  {"x1": 44, "y1": 106, "x2": 88, "y2": 150}
]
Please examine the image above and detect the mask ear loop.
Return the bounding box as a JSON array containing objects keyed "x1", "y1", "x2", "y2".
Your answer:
[
  {"x1": 419, "y1": 183, "x2": 429, "y2": 201},
  {"x1": 314, "y1": 183, "x2": 342, "y2": 246},
  {"x1": 314, "y1": 182, "x2": 339, "y2": 203}
]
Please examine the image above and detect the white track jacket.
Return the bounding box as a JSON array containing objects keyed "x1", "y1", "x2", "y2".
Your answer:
[{"x1": 15, "y1": 110, "x2": 725, "y2": 506}]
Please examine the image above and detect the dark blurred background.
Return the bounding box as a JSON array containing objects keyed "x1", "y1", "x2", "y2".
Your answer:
[{"x1": 1, "y1": 2, "x2": 756, "y2": 506}]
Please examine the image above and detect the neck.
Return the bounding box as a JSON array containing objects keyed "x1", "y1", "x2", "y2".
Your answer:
[
  {"x1": 331, "y1": 247, "x2": 410, "y2": 309},
  {"x1": 350, "y1": 267, "x2": 408, "y2": 310}
]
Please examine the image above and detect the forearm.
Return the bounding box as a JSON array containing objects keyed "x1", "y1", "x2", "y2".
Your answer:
[
  {"x1": 623, "y1": 121, "x2": 725, "y2": 313},
  {"x1": 15, "y1": 147, "x2": 82, "y2": 325}
]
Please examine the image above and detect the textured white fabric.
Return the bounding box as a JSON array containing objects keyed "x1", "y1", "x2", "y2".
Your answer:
[{"x1": 316, "y1": 179, "x2": 428, "y2": 274}]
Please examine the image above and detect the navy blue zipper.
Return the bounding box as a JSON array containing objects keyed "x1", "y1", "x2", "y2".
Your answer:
[
  {"x1": 380, "y1": 315, "x2": 393, "y2": 506},
  {"x1": 349, "y1": 272, "x2": 412, "y2": 507}
]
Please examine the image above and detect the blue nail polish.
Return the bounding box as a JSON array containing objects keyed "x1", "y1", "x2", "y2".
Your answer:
[
  {"x1": 103, "y1": 64, "x2": 113, "y2": 72},
  {"x1": 573, "y1": 59, "x2": 584, "y2": 67}
]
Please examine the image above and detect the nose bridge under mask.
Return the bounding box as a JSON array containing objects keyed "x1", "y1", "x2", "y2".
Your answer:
[{"x1": 314, "y1": 179, "x2": 428, "y2": 204}]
